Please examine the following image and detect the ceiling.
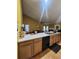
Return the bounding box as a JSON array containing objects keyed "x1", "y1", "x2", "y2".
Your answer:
[{"x1": 22, "y1": 0, "x2": 61, "y2": 24}]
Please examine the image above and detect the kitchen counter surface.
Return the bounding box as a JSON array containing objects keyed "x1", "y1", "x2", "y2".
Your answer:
[{"x1": 18, "y1": 32, "x2": 60, "y2": 43}]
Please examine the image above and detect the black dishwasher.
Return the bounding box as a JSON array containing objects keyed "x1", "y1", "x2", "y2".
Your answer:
[{"x1": 42, "y1": 36, "x2": 50, "y2": 51}]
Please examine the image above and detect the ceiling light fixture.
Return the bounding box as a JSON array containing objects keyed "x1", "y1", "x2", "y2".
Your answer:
[
  {"x1": 40, "y1": 0, "x2": 49, "y2": 22},
  {"x1": 45, "y1": 0, "x2": 48, "y2": 3}
]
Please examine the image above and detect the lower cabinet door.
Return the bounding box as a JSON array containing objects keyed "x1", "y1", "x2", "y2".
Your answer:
[
  {"x1": 18, "y1": 43, "x2": 33, "y2": 59},
  {"x1": 58, "y1": 34, "x2": 61, "y2": 42},
  {"x1": 33, "y1": 39, "x2": 42, "y2": 55},
  {"x1": 55, "y1": 34, "x2": 59, "y2": 43},
  {"x1": 50, "y1": 35, "x2": 55, "y2": 46},
  {"x1": 55, "y1": 34, "x2": 61, "y2": 43}
]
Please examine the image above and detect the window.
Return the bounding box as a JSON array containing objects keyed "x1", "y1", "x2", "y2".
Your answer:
[
  {"x1": 25, "y1": 25, "x2": 29, "y2": 32},
  {"x1": 43, "y1": 25, "x2": 49, "y2": 32}
]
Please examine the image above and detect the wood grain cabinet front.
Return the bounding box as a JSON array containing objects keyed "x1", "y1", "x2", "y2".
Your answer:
[
  {"x1": 55, "y1": 34, "x2": 59, "y2": 43},
  {"x1": 18, "y1": 41, "x2": 33, "y2": 59},
  {"x1": 55, "y1": 33, "x2": 61, "y2": 43},
  {"x1": 33, "y1": 38, "x2": 42, "y2": 56},
  {"x1": 50, "y1": 35, "x2": 55, "y2": 46},
  {"x1": 58, "y1": 34, "x2": 61, "y2": 42},
  {"x1": 50, "y1": 33, "x2": 61, "y2": 46}
]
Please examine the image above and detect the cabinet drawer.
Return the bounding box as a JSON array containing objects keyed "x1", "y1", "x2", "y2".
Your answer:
[
  {"x1": 34, "y1": 40, "x2": 42, "y2": 55},
  {"x1": 34, "y1": 38, "x2": 42, "y2": 43},
  {"x1": 50, "y1": 35, "x2": 55, "y2": 46},
  {"x1": 18, "y1": 40, "x2": 33, "y2": 46}
]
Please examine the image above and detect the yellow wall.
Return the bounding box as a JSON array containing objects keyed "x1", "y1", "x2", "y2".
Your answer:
[
  {"x1": 17, "y1": 0, "x2": 22, "y2": 32},
  {"x1": 23, "y1": 16, "x2": 43, "y2": 32}
]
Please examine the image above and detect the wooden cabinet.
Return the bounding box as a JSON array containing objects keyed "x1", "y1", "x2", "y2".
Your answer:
[
  {"x1": 18, "y1": 41, "x2": 33, "y2": 59},
  {"x1": 58, "y1": 33, "x2": 61, "y2": 42},
  {"x1": 18, "y1": 33, "x2": 61, "y2": 59},
  {"x1": 55, "y1": 34, "x2": 59, "y2": 43},
  {"x1": 33, "y1": 38, "x2": 42, "y2": 55},
  {"x1": 18, "y1": 38, "x2": 42, "y2": 59},
  {"x1": 50, "y1": 35, "x2": 55, "y2": 46},
  {"x1": 50, "y1": 33, "x2": 61, "y2": 46},
  {"x1": 55, "y1": 33, "x2": 61, "y2": 43}
]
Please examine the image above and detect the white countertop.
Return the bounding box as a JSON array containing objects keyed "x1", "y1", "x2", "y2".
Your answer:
[{"x1": 18, "y1": 32, "x2": 60, "y2": 43}]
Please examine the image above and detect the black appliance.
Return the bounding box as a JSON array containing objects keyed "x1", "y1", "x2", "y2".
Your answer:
[{"x1": 42, "y1": 36, "x2": 50, "y2": 51}]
